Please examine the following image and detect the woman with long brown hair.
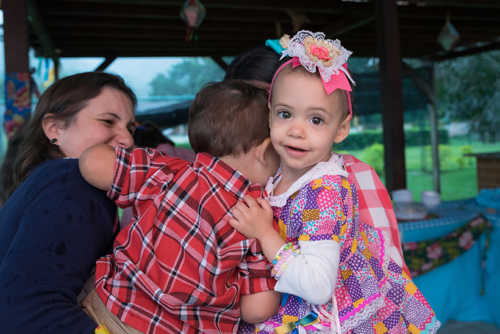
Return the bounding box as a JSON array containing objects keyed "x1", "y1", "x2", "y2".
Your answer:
[{"x1": 0, "y1": 72, "x2": 136, "y2": 334}]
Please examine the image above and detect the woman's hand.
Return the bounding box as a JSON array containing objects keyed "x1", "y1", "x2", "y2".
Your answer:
[{"x1": 230, "y1": 195, "x2": 285, "y2": 262}]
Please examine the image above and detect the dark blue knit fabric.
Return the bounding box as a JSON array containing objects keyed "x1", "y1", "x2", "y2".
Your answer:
[{"x1": 0, "y1": 159, "x2": 116, "y2": 334}]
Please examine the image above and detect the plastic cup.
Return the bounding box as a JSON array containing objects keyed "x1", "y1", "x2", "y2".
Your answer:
[
  {"x1": 421, "y1": 190, "x2": 441, "y2": 209},
  {"x1": 391, "y1": 189, "x2": 414, "y2": 203}
]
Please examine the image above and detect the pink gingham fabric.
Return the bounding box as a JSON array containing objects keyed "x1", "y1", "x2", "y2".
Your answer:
[{"x1": 343, "y1": 154, "x2": 409, "y2": 274}]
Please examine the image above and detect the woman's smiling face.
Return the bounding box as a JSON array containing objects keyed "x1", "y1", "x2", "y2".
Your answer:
[{"x1": 53, "y1": 87, "x2": 136, "y2": 158}]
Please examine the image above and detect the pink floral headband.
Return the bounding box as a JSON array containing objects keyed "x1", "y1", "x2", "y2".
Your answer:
[{"x1": 268, "y1": 30, "x2": 355, "y2": 116}]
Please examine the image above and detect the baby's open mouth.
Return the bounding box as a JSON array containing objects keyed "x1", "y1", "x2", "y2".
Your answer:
[{"x1": 286, "y1": 145, "x2": 307, "y2": 152}]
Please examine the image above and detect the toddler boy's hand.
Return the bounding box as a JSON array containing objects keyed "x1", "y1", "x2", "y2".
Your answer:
[{"x1": 229, "y1": 196, "x2": 274, "y2": 240}]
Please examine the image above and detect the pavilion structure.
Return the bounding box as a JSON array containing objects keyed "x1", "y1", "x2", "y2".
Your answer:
[{"x1": 2, "y1": 0, "x2": 500, "y2": 191}]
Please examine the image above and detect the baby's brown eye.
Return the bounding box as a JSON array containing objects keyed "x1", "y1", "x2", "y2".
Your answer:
[{"x1": 311, "y1": 117, "x2": 323, "y2": 125}]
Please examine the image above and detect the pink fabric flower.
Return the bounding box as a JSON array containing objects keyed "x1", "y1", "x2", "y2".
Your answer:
[
  {"x1": 459, "y1": 231, "x2": 474, "y2": 249},
  {"x1": 404, "y1": 242, "x2": 418, "y2": 251},
  {"x1": 470, "y1": 217, "x2": 482, "y2": 227},
  {"x1": 426, "y1": 243, "x2": 442, "y2": 259},
  {"x1": 422, "y1": 262, "x2": 433, "y2": 272}
]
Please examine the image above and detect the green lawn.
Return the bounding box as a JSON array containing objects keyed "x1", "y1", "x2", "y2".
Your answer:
[
  {"x1": 347, "y1": 139, "x2": 500, "y2": 201},
  {"x1": 404, "y1": 140, "x2": 500, "y2": 201},
  {"x1": 406, "y1": 168, "x2": 477, "y2": 201}
]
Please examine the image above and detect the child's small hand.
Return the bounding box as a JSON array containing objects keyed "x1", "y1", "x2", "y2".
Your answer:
[
  {"x1": 229, "y1": 196, "x2": 274, "y2": 240},
  {"x1": 231, "y1": 196, "x2": 286, "y2": 263}
]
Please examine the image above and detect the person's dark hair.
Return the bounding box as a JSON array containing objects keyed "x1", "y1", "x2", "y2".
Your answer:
[
  {"x1": 0, "y1": 127, "x2": 26, "y2": 206},
  {"x1": 224, "y1": 46, "x2": 281, "y2": 84},
  {"x1": 8, "y1": 71, "x2": 136, "y2": 199},
  {"x1": 189, "y1": 80, "x2": 270, "y2": 157},
  {"x1": 134, "y1": 121, "x2": 174, "y2": 148}
]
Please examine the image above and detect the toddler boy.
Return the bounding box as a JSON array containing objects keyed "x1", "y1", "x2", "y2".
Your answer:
[{"x1": 79, "y1": 80, "x2": 280, "y2": 334}]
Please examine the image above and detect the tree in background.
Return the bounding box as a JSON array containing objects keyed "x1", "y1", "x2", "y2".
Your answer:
[
  {"x1": 435, "y1": 50, "x2": 500, "y2": 143},
  {"x1": 149, "y1": 58, "x2": 225, "y2": 96}
]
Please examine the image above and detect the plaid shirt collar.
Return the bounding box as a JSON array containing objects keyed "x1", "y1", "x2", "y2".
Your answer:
[{"x1": 193, "y1": 152, "x2": 263, "y2": 200}]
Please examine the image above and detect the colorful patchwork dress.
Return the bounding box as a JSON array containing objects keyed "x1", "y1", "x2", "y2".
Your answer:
[{"x1": 239, "y1": 154, "x2": 440, "y2": 334}]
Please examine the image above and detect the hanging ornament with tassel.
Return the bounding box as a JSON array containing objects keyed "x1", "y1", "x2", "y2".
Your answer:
[
  {"x1": 180, "y1": 0, "x2": 206, "y2": 42},
  {"x1": 437, "y1": 12, "x2": 460, "y2": 51}
]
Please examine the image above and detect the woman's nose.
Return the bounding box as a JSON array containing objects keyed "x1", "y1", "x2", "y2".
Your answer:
[{"x1": 114, "y1": 128, "x2": 134, "y2": 149}]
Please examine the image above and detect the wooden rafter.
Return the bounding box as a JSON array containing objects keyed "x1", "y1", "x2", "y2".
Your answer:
[
  {"x1": 429, "y1": 40, "x2": 500, "y2": 61},
  {"x1": 94, "y1": 56, "x2": 117, "y2": 72},
  {"x1": 210, "y1": 56, "x2": 228, "y2": 72}
]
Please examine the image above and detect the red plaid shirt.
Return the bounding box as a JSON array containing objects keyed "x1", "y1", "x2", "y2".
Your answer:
[{"x1": 95, "y1": 147, "x2": 275, "y2": 334}]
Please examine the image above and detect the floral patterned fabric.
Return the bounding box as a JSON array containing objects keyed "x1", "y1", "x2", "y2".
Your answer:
[
  {"x1": 3, "y1": 72, "x2": 32, "y2": 138},
  {"x1": 403, "y1": 215, "x2": 492, "y2": 279}
]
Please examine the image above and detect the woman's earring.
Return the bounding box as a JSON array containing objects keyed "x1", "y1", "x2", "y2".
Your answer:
[{"x1": 50, "y1": 138, "x2": 58, "y2": 144}]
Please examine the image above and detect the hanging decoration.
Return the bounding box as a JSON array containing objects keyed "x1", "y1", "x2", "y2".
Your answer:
[
  {"x1": 39, "y1": 57, "x2": 56, "y2": 88},
  {"x1": 3, "y1": 72, "x2": 31, "y2": 138},
  {"x1": 437, "y1": 13, "x2": 460, "y2": 51},
  {"x1": 180, "y1": 0, "x2": 206, "y2": 42}
]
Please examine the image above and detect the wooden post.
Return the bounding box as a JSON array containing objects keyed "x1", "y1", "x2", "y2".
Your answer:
[
  {"x1": 3, "y1": 0, "x2": 31, "y2": 138},
  {"x1": 52, "y1": 56, "x2": 60, "y2": 81},
  {"x1": 428, "y1": 65, "x2": 441, "y2": 193},
  {"x1": 375, "y1": 0, "x2": 406, "y2": 192}
]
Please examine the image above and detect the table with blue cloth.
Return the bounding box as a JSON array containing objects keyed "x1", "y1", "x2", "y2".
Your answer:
[{"x1": 398, "y1": 188, "x2": 500, "y2": 329}]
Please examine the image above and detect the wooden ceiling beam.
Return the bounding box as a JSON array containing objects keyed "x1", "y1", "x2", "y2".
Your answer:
[
  {"x1": 428, "y1": 40, "x2": 500, "y2": 61},
  {"x1": 40, "y1": 4, "x2": 291, "y2": 21},
  {"x1": 94, "y1": 56, "x2": 117, "y2": 71},
  {"x1": 50, "y1": 32, "x2": 269, "y2": 42},
  {"x1": 50, "y1": 0, "x2": 500, "y2": 11},
  {"x1": 55, "y1": 47, "x2": 437, "y2": 58},
  {"x1": 45, "y1": 23, "x2": 280, "y2": 34},
  {"x1": 397, "y1": 6, "x2": 500, "y2": 21},
  {"x1": 40, "y1": 3, "x2": 500, "y2": 22},
  {"x1": 58, "y1": 49, "x2": 252, "y2": 58},
  {"x1": 415, "y1": 0, "x2": 500, "y2": 9},
  {"x1": 398, "y1": 23, "x2": 500, "y2": 31},
  {"x1": 44, "y1": 13, "x2": 298, "y2": 25},
  {"x1": 43, "y1": 0, "x2": 355, "y2": 14},
  {"x1": 55, "y1": 42, "x2": 266, "y2": 50},
  {"x1": 45, "y1": 19, "x2": 278, "y2": 31}
]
